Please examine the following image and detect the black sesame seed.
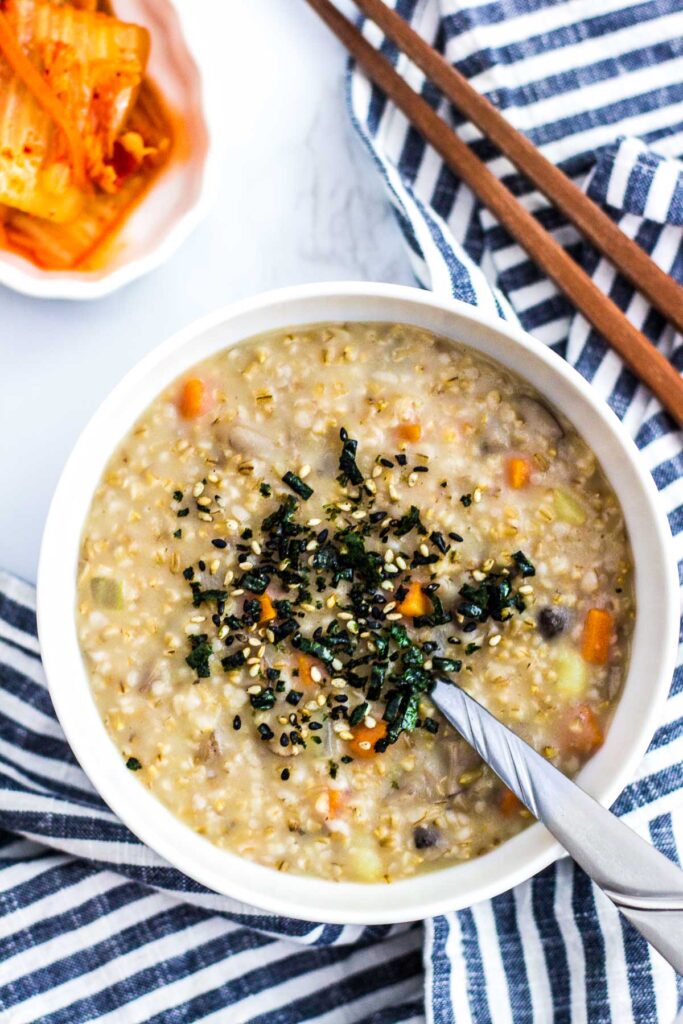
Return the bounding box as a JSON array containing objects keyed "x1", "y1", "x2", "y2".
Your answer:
[
  {"x1": 258, "y1": 724, "x2": 274, "y2": 741},
  {"x1": 281, "y1": 768, "x2": 290, "y2": 780},
  {"x1": 212, "y1": 538, "x2": 227, "y2": 549},
  {"x1": 232, "y1": 715, "x2": 241, "y2": 730},
  {"x1": 379, "y1": 458, "x2": 394, "y2": 468}
]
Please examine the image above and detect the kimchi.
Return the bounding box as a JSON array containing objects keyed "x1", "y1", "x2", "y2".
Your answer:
[{"x1": 0, "y1": 0, "x2": 172, "y2": 270}]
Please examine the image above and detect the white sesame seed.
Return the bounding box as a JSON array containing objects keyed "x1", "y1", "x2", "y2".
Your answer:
[
  {"x1": 473, "y1": 487, "x2": 482, "y2": 503},
  {"x1": 325, "y1": 594, "x2": 337, "y2": 609},
  {"x1": 231, "y1": 588, "x2": 244, "y2": 596},
  {"x1": 332, "y1": 721, "x2": 347, "y2": 734},
  {"x1": 207, "y1": 473, "x2": 219, "y2": 484},
  {"x1": 348, "y1": 621, "x2": 359, "y2": 634},
  {"x1": 331, "y1": 677, "x2": 346, "y2": 688},
  {"x1": 310, "y1": 666, "x2": 323, "y2": 683},
  {"x1": 305, "y1": 540, "x2": 317, "y2": 551},
  {"x1": 384, "y1": 564, "x2": 399, "y2": 574},
  {"x1": 251, "y1": 540, "x2": 262, "y2": 555},
  {"x1": 352, "y1": 509, "x2": 366, "y2": 520},
  {"x1": 364, "y1": 716, "x2": 377, "y2": 729},
  {"x1": 358, "y1": 741, "x2": 371, "y2": 751},
  {"x1": 339, "y1": 731, "x2": 354, "y2": 742},
  {"x1": 381, "y1": 580, "x2": 394, "y2": 591},
  {"x1": 395, "y1": 556, "x2": 407, "y2": 570},
  {"x1": 316, "y1": 693, "x2": 326, "y2": 707},
  {"x1": 307, "y1": 518, "x2": 322, "y2": 527},
  {"x1": 332, "y1": 658, "x2": 343, "y2": 671},
  {"x1": 383, "y1": 601, "x2": 397, "y2": 612},
  {"x1": 193, "y1": 482, "x2": 204, "y2": 497},
  {"x1": 239, "y1": 560, "x2": 253, "y2": 571},
  {"x1": 218, "y1": 625, "x2": 229, "y2": 640},
  {"x1": 384, "y1": 549, "x2": 394, "y2": 563},
  {"x1": 246, "y1": 657, "x2": 260, "y2": 665},
  {"x1": 248, "y1": 664, "x2": 261, "y2": 677},
  {"x1": 385, "y1": 612, "x2": 403, "y2": 621},
  {"x1": 198, "y1": 512, "x2": 213, "y2": 522},
  {"x1": 419, "y1": 543, "x2": 429, "y2": 557},
  {"x1": 408, "y1": 473, "x2": 418, "y2": 487},
  {"x1": 371, "y1": 465, "x2": 382, "y2": 478},
  {"x1": 248, "y1": 636, "x2": 261, "y2": 647},
  {"x1": 489, "y1": 634, "x2": 502, "y2": 647},
  {"x1": 209, "y1": 559, "x2": 220, "y2": 575},
  {"x1": 365, "y1": 479, "x2": 377, "y2": 495},
  {"x1": 299, "y1": 464, "x2": 311, "y2": 479},
  {"x1": 197, "y1": 496, "x2": 211, "y2": 507},
  {"x1": 247, "y1": 684, "x2": 262, "y2": 694},
  {"x1": 519, "y1": 584, "x2": 534, "y2": 595}
]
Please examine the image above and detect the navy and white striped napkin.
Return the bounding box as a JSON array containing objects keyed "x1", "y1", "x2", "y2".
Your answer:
[{"x1": 1, "y1": 0, "x2": 683, "y2": 1020}]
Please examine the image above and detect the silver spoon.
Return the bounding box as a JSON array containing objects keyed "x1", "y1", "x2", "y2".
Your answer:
[{"x1": 431, "y1": 677, "x2": 683, "y2": 974}]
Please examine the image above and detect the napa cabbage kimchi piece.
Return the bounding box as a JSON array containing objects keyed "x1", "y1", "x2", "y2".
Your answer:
[{"x1": 0, "y1": 0, "x2": 172, "y2": 270}]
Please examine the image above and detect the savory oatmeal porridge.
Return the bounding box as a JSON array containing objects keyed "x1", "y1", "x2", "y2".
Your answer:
[{"x1": 77, "y1": 323, "x2": 634, "y2": 883}]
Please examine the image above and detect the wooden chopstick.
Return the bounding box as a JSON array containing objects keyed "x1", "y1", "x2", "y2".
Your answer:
[
  {"x1": 304, "y1": 0, "x2": 683, "y2": 427},
  {"x1": 352, "y1": 0, "x2": 683, "y2": 340}
]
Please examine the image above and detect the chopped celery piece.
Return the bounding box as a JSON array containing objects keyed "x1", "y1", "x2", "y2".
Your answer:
[
  {"x1": 91, "y1": 576, "x2": 123, "y2": 610},
  {"x1": 554, "y1": 648, "x2": 587, "y2": 697},
  {"x1": 553, "y1": 488, "x2": 586, "y2": 526}
]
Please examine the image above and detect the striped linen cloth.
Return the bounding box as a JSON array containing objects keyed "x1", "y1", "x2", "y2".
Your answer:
[
  {"x1": 347, "y1": 0, "x2": 683, "y2": 1020},
  {"x1": 1, "y1": 5, "x2": 683, "y2": 1024}
]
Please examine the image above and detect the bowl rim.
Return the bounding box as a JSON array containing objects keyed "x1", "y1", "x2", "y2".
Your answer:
[
  {"x1": 0, "y1": 0, "x2": 221, "y2": 301},
  {"x1": 37, "y1": 281, "x2": 679, "y2": 923}
]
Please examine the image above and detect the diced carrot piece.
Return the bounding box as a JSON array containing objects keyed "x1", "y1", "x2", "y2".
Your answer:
[
  {"x1": 257, "y1": 594, "x2": 277, "y2": 624},
  {"x1": 297, "y1": 653, "x2": 323, "y2": 687},
  {"x1": 499, "y1": 787, "x2": 523, "y2": 815},
  {"x1": 314, "y1": 787, "x2": 345, "y2": 819},
  {"x1": 581, "y1": 608, "x2": 613, "y2": 665},
  {"x1": 177, "y1": 378, "x2": 206, "y2": 419},
  {"x1": 506, "y1": 456, "x2": 531, "y2": 489},
  {"x1": 327, "y1": 788, "x2": 344, "y2": 816},
  {"x1": 348, "y1": 719, "x2": 388, "y2": 759},
  {"x1": 396, "y1": 581, "x2": 430, "y2": 618},
  {"x1": 397, "y1": 422, "x2": 421, "y2": 443},
  {"x1": 566, "y1": 704, "x2": 604, "y2": 753}
]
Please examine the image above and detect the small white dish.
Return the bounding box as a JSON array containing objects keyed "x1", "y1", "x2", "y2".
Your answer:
[
  {"x1": 38, "y1": 282, "x2": 678, "y2": 923},
  {"x1": 0, "y1": 0, "x2": 217, "y2": 300}
]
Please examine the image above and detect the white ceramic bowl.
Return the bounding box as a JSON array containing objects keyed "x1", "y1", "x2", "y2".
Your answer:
[
  {"x1": 38, "y1": 283, "x2": 678, "y2": 923},
  {"x1": 0, "y1": 0, "x2": 216, "y2": 300}
]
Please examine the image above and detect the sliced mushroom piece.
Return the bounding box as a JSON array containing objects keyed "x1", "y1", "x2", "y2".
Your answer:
[
  {"x1": 413, "y1": 823, "x2": 440, "y2": 849},
  {"x1": 220, "y1": 419, "x2": 286, "y2": 464},
  {"x1": 514, "y1": 395, "x2": 564, "y2": 442},
  {"x1": 138, "y1": 658, "x2": 170, "y2": 695},
  {"x1": 196, "y1": 730, "x2": 221, "y2": 764}
]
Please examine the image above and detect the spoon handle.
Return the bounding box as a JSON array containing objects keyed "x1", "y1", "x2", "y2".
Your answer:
[{"x1": 431, "y1": 679, "x2": 683, "y2": 973}]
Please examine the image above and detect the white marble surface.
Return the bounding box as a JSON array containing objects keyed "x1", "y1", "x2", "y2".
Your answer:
[{"x1": 0, "y1": 0, "x2": 414, "y2": 584}]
